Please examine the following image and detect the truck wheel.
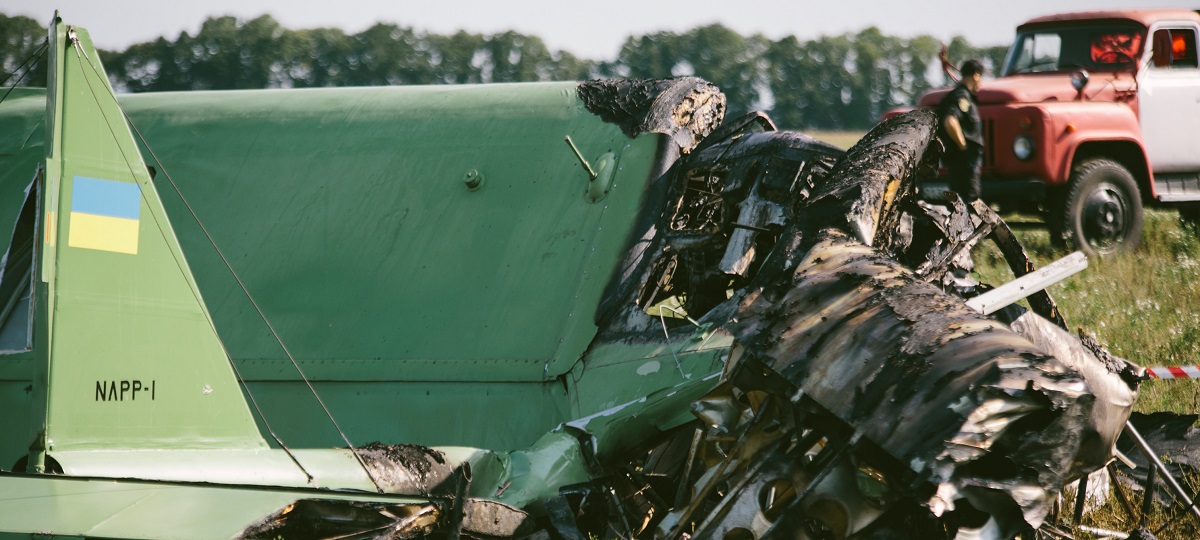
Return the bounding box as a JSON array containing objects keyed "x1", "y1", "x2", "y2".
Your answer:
[{"x1": 1055, "y1": 158, "x2": 1142, "y2": 256}]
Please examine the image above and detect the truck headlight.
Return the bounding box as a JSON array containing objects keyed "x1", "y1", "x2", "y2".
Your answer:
[{"x1": 1013, "y1": 136, "x2": 1034, "y2": 161}]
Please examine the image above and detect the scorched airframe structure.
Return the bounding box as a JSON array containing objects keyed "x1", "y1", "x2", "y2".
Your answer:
[{"x1": 0, "y1": 14, "x2": 1142, "y2": 539}]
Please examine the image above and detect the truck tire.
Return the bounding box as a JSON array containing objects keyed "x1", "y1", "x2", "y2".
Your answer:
[{"x1": 1054, "y1": 158, "x2": 1142, "y2": 256}]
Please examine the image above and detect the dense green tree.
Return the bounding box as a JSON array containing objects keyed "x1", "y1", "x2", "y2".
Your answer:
[
  {"x1": 104, "y1": 36, "x2": 192, "y2": 92},
  {"x1": 481, "y1": 31, "x2": 552, "y2": 82},
  {"x1": 546, "y1": 50, "x2": 596, "y2": 81},
  {"x1": 185, "y1": 15, "x2": 284, "y2": 89},
  {"x1": 426, "y1": 30, "x2": 486, "y2": 84},
  {"x1": 285, "y1": 27, "x2": 356, "y2": 87},
  {"x1": 899, "y1": 35, "x2": 942, "y2": 101},
  {"x1": 345, "y1": 24, "x2": 436, "y2": 86},
  {"x1": 765, "y1": 33, "x2": 855, "y2": 129},
  {"x1": 611, "y1": 31, "x2": 683, "y2": 79},
  {"x1": 104, "y1": 15, "x2": 285, "y2": 91},
  {"x1": 846, "y1": 27, "x2": 900, "y2": 127},
  {"x1": 941, "y1": 36, "x2": 1008, "y2": 81},
  {"x1": 0, "y1": 14, "x2": 48, "y2": 87},
  {"x1": 613, "y1": 24, "x2": 767, "y2": 116},
  {"x1": 1, "y1": 11, "x2": 1014, "y2": 129}
]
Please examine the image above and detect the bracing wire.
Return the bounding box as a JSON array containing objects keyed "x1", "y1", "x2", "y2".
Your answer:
[
  {"x1": 657, "y1": 306, "x2": 688, "y2": 377},
  {"x1": 64, "y1": 37, "x2": 321, "y2": 485},
  {"x1": 0, "y1": 39, "x2": 48, "y2": 108},
  {"x1": 68, "y1": 32, "x2": 384, "y2": 492}
]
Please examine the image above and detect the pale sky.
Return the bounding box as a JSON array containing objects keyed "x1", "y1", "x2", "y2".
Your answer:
[{"x1": 1, "y1": 1, "x2": 1191, "y2": 58}]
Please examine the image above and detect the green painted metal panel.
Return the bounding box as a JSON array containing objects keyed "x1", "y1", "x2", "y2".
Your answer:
[
  {"x1": 38, "y1": 23, "x2": 266, "y2": 452},
  {"x1": 0, "y1": 21, "x2": 743, "y2": 498},
  {"x1": 0, "y1": 356, "x2": 41, "y2": 469},
  {"x1": 0, "y1": 79, "x2": 671, "y2": 452},
  {"x1": 1, "y1": 83, "x2": 666, "y2": 380},
  {"x1": 566, "y1": 330, "x2": 731, "y2": 460},
  {"x1": 242, "y1": 380, "x2": 570, "y2": 450},
  {"x1": 119, "y1": 84, "x2": 663, "y2": 383},
  {"x1": 0, "y1": 19, "x2": 750, "y2": 539},
  {"x1": 0, "y1": 382, "x2": 31, "y2": 471},
  {"x1": 0, "y1": 89, "x2": 43, "y2": 249},
  {"x1": 568, "y1": 330, "x2": 730, "y2": 419},
  {"x1": 0, "y1": 473, "x2": 431, "y2": 539}
]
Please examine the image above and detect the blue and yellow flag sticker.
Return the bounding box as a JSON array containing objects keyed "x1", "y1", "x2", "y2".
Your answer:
[{"x1": 67, "y1": 176, "x2": 141, "y2": 255}]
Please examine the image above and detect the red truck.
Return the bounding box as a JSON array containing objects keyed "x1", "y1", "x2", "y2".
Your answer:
[{"x1": 908, "y1": 9, "x2": 1200, "y2": 255}]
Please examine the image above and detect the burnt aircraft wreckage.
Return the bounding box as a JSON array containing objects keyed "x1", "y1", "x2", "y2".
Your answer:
[{"x1": 0, "y1": 14, "x2": 1156, "y2": 540}]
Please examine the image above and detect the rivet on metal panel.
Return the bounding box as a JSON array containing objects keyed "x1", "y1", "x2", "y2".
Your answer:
[{"x1": 464, "y1": 169, "x2": 484, "y2": 191}]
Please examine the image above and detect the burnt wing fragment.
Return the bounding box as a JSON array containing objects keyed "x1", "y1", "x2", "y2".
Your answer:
[
  {"x1": 578, "y1": 77, "x2": 725, "y2": 153},
  {"x1": 355, "y1": 442, "x2": 457, "y2": 497},
  {"x1": 638, "y1": 111, "x2": 1141, "y2": 539},
  {"x1": 238, "y1": 500, "x2": 441, "y2": 540},
  {"x1": 598, "y1": 111, "x2": 843, "y2": 336},
  {"x1": 240, "y1": 442, "x2": 535, "y2": 539},
  {"x1": 248, "y1": 81, "x2": 1141, "y2": 540}
]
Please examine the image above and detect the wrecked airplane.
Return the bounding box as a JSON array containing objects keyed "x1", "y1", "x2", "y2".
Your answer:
[{"x1": 0, "y1": 14, "x2": 1147, "y2": 540}]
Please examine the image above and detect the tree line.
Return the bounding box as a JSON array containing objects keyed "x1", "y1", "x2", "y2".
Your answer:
[{"x1": 1, "y1": 13, "x2": 1006, "y2": 130}]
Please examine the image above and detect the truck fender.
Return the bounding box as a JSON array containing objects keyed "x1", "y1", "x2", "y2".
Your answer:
[
  {"x1": 1037, "y1": 101, "x2": 1152, "y2": 196},
  {"x1": 1061, "y1": 136, "x2": 1154, "y2": 200}
]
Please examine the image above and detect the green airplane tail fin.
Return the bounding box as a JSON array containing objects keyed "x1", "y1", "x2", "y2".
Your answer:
[{"x1": 35, "y1": 16, "x2": 266, "y2": 454}]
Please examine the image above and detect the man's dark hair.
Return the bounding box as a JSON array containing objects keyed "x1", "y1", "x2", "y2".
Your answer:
[{"x1": 961, "y1": 59, "x2": 985, "y2": 78}]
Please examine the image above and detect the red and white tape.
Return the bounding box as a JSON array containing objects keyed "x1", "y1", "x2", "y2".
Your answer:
[{"x1": 1146, "y1": 366, "x2": 1200, "y2": 379}]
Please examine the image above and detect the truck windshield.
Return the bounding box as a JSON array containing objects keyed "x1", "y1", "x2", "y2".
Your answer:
[{"x1": 1004, "y1": 24, "x2": 1145, "y2": 75}]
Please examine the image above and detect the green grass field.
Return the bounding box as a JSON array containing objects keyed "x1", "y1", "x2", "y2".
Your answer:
[
  {"x1": 973, "y1": 210, "x2": 1200, "y2": 415},
  {"x1": 808, "y1": 127, "x2": 1200, "y2": 414},
  {"x1": 790, "y1": 129, "x2": 1200, "y2": 534},
  {"x1": 959, "y1": 208, "x2": 1200, "y2": 536},
  {"x1": 803, "y1": 129, "x2": 1200, "y2": 537},
  {"x1": 807, "y1": 130, "x2": 865, "y2": 149}
]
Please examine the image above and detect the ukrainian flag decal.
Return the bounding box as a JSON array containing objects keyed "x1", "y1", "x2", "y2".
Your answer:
[{"x1": 67, "y1": 176, "x2": 141, "y2": 255}]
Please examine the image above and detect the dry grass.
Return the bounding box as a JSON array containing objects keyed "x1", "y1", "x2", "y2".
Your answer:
[
  {"x1": 969, "y1": 211, "x2": 1200, "y2": 536},
  {"x1": 807, "y1": 130, "x2": 866, "y2": 150},
  {"x1": 973, "y1": 209, "x2": 1200, "y2": 414},
  {"x1": 800, "y1": 124, "x2": 1200, "y2": 539},
  {"x1": 808, "y1": 125, "x2": 1200, "y2": 412},
  {"x1": 1056, "y1": 468, "x2": 1200, "y2": 539},
  {"x1": 795, "y1": 124, "x2": 1200, "y2": 533}
]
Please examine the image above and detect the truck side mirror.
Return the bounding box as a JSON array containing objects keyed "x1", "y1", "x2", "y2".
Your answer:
[
  {"x1": 1070, "y1": 69, "x2": 1089, "y2": 99},
  {"x1": 1152, "y1": 29, "x2": 1172, "y2": 67}
]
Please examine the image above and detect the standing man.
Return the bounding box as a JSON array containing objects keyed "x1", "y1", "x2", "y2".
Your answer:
[{"x1": 937, "y1": 59, "x2": 985, "y2": 203}]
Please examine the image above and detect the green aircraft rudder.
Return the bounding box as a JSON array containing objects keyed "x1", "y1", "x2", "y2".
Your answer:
[{"x1": 31, "y1": 17, "x2": 267, "y2": 462}]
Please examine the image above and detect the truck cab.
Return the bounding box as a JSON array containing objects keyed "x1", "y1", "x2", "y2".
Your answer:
[{"x1": 916, "y1": 9, "x2": 1200, "y2": 255}]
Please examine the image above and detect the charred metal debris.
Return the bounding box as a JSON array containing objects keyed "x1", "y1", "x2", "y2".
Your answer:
[
  {"x1": 580, "y1": 83, "x2": 1148, "y2": 540},
  {"x1": 241, "y1": 442, "x2": 536, "y2": 539},
  {"x1": 578, "y1": 77, "x2": 726, "y2": 153},
  {"x1": 242, "y1": 79, "x2": 1163, "y2": 539}
]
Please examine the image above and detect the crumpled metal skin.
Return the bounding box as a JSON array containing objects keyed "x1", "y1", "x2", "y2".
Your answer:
[
  {"x1": 596, "y1": 110, "x2": 842, "y2": 338},
  {"x1": 237, "y1": 500, "x2": 440, "y2": 540},
  {"x1": 659, "y1": 111, "x2": 1142, "y2": 540},
  {"x1": 231, "y1": 103, "x2": 1141, "y2": 540},
  {"x1": 578, "y1": 77, "x2": 726, "y2": 153}
]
